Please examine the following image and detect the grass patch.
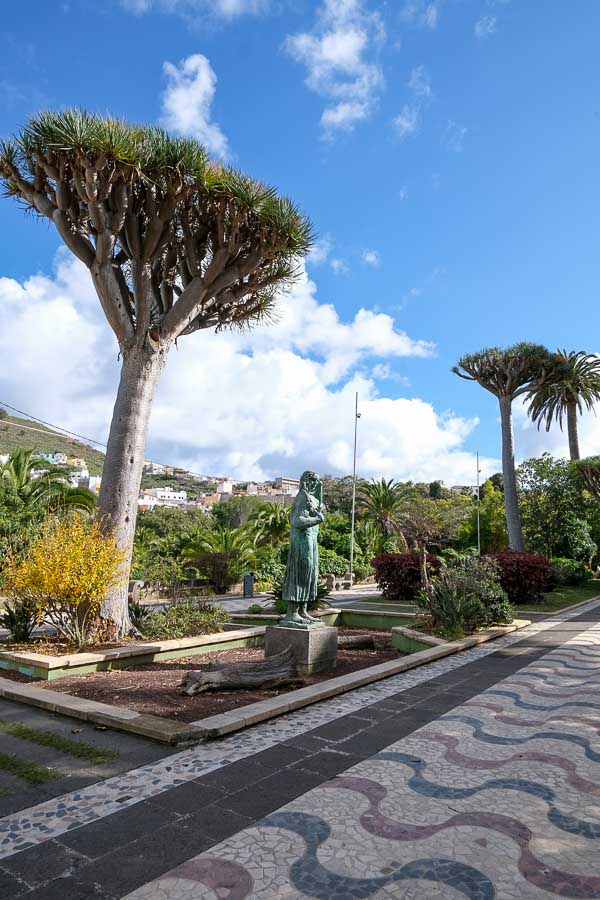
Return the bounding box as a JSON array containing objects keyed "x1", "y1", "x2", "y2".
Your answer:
[
  {"x1": 516, "y1": 578, "x2": 600, "y2": 613},
  {"x1": 0, "y1": 720, "x2": 119, "y2": 764},
  {"x1": 0, "y1": 751, "x2": 57, "y2": 784}
]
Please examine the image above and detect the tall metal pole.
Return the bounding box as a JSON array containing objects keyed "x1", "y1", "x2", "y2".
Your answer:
[
  {"x1": 349, "y1": 392, "x2": 361, "y2": 580},
  {"x1": 476, "y1": 450, "x2": 481, "y2": 556}
]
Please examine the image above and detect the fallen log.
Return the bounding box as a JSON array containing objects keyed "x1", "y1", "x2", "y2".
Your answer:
[
  {"x1": 337, "y1": 634, "x2": 375, "y2": 649},
  {"x1": 181, "y1": 646, "x2": 302, "y2": 695}
]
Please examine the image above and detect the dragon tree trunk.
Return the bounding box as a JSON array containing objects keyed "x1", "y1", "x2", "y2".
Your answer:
[
  {"x1": 97, "y1": 344, "x2": 167, "y2": 635},
  {"x1": 498, "y1": 394, "x2": 524, "y2": 551}
]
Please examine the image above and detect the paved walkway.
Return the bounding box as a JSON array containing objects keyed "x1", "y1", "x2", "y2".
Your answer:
[{"x1": 0, "y1": 602, "x2": 599, "y2": 898}]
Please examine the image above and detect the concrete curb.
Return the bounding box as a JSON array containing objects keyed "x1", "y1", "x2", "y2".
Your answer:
[{"x1": 0, "y1": 619, "x2": 531, "y2": 743}]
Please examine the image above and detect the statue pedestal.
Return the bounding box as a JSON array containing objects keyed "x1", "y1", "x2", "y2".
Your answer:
[{"x1": 264, "y1": 625, "x2": 338, "y2": 675}]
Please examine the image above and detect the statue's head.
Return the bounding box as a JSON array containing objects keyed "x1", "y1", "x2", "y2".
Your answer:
[{"x1": 299, "y1": 470, "x2": 320, "y2": 495}]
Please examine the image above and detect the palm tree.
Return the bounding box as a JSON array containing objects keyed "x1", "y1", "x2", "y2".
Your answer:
[
  {"x1": 0, "y1": 449, "x2": 96, "y2": 516},
  {"x1": 248, "y1": 503, "x2": 290, "y2": 546},
  {"x1": 358, "y1": 478, "x2": 413, "y2": 542},
  {"x1": 181, "y1": 525, "x2": 256, "y2": 593},
  {"x1": 527, "y1": 350, "x2": 600, "y2": 460},
  {"x1": 453, "y1": 343, "x2": 549, "y2": 551}
]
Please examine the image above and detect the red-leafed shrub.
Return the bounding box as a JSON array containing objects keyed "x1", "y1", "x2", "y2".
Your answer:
[
  {"x1": 488, "y1": 550, "x2": 549, "y2": 605},
  {"x1": 372, "y1": 552, "x2": 441, "y2": 601}
]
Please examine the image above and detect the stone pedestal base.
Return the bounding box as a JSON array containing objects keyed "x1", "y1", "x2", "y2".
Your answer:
[{"x1": 264, "y1": 625, "x2": 338, "y2": 675}]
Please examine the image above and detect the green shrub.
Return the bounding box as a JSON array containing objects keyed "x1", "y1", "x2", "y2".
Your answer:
[
  {"x1": 247, "y1": 603, "x2": 263, "y2": 614},
  {"x1": 549, "y1": 557, "x2": 588, "y2": 587},
  {"x1": 143, "y1": 600, "x2": 228, "y2": 640},
  {"x1": 0, "y1": 599, "x2": 37, "y2": 642},
  {"x1": 416, "y1": 556, "x2": 513, "y2": 638},
  {"x1": 253, "y1": 545, "x2": 287, "y2": 589},
  {"x1": 318, "y1": 547, "x2": 348, "y2": 576}
]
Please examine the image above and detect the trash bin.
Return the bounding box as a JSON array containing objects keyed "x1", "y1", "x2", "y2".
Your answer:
[{"x1": 243, "y1": 572, "x2": 255, "y2": 599}]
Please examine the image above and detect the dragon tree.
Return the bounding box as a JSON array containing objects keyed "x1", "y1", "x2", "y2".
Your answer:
[
  {"x1": 0, "y1": 110, "x2": 313, "y2": 634},
  {"x1": 453, "y1": 344, "x2": 549, "y2": 551}
]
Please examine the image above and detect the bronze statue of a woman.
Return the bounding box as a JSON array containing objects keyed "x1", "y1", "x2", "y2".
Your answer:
[{"x1": 280, "y1": 470, "x2": 325, "y2": 628}]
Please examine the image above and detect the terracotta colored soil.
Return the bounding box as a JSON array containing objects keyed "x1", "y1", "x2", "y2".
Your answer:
[{"x1": 1, "y1": 629, "x2": 398, "y2": 723}]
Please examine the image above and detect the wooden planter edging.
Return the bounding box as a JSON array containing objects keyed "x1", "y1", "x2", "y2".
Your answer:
[
  {"x1": 0, "y1": 628, "x2": 266, "y2": 680},
  {"x1": 0, "y1": 619, "x2": 530, "y2": 744}
]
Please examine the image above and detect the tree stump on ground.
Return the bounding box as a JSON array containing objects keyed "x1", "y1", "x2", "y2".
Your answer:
[{"x1": 181, "y1": 647, "x2": 301, "y2": 695}]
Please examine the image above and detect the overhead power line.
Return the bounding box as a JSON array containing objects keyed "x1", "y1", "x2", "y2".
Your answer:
[{"x1": 0, "y1": 399, "x2": 217, "y2": 482}]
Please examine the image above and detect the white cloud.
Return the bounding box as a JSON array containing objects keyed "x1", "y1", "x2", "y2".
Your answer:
[
  {"x1": 398, "y1": 185, "x2": 408, "y2": 200},
  {"x1": 400, "y1": 1, "x2": 443, "y2": 29},
  {"x1": 408, "y1": 64, "x2": 432, "y2": 98},
  {"x1": 0, "y1": 252, "x2": 495, "y2": 484},
  {"x1": 285, "y1": 0, "x2": 385, "y2": 136},
  {"x1": 362, "y1": 249, "x2": 381, "y2": 266},
  {"x1": 122, "y1": 0, "x2": 269, "y2": 19},
  {"x1": 474, "y1": 14, "x2": 497, "y2": 38},
  {"x1": 307, "y1": 235, "x2": 333, "y2": 266},
  {"x1": 160, "y1": 54, "x2": 229, "y2": 159},
  {"x1": 393, "y1": 104, "x2": 419, "y2": 139},
  {"x1": 330, "y1": 258, "x2": 350, "y2": 275},
  {"x1": 443, "y1": 118, "x2": 467, "y2": 152}
]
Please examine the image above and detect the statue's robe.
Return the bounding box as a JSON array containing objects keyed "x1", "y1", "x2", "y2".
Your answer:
[{"x1": 282, "y1": 489, "x2": 321, "y2": 604}]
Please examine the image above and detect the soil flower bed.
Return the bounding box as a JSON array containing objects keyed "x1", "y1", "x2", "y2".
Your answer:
[{"x1": 0, "y1": 629, "x2": 397, "y2": 723}]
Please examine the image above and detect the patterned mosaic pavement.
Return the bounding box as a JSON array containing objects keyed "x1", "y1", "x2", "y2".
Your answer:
[
  {"x1": 0, "y1": 603, "x2": 595, "y2": 863},
  {"x1": 123, "y1": 619, "x2": 600, "y2": 899}
]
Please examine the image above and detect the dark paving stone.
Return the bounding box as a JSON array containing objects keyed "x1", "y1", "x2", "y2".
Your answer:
[
  {"x1": 411, "y1": 694, "x2": 466, "y2": 715},
  {"x1": 338, "y1": 705, "x2": 394, "y2": 723},
  {"x1": 196, "y1": 756, "x2": 273, "y2": 795},
  {"x1": 183, "y1": 803, "x2": 254, "y2": 842},
  {"x1": 0, "y1": 781, "x2": 45, "y2": 818},
  {"x1": 1, "y1": 838, "x2": 86, "y2": 888},
  {"x1": 23, "y1": 877, "x2": 117, "y2": 900},
  {"x1": 71, "y1": 822, "x2": 215, "y2": 897},
  {"x1": 219, "y1": 767, "x2": 324, "y2": 820},
  {"x1": 294, "y1": 749, "x2": 362, "y2": 778},
  {"x1": 332, "y1": 726, "x2": 402, "y2": 758},
  {"x1": 148, "y1": 780, "x2": 223, "y2": 815},
  {"x1": 0, "y1": 865, "x2": 29, "y2": 898},
  {"x1": 282, "y1": 733, "x2": 332, "y2": 753},
  {"x1": 250, "y1": 743, "x2": 309, "y2": 769},
  {"x1": 59, "y1": 801, "x2": 179, "y2": 859},
  {"x1": 307, "y1": 714, "x2": 373, "y2": 743},
  {"x1": 392, "y1": 683, "x2": 439, "y2": 701}
]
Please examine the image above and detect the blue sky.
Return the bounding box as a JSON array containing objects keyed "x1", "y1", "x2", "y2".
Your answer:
[{"x1": 0, "y1": 0, "x2": 598, "y2": 483}]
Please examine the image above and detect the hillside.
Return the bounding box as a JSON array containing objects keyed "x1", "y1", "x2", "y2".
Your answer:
[{"x1": 0, "y1": 412, "x2": 105, "y2": 475}]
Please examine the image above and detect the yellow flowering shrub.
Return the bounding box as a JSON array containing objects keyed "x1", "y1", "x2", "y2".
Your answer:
[{"x1": 2, "y1": 516, "x2": 125, "y2": 648}]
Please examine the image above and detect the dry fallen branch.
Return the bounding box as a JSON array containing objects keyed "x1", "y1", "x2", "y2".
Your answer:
[{"x1": 181, "y1": 646, "x2": 302, "y2": 695}]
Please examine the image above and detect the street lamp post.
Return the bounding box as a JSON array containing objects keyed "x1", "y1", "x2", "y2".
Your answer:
[
  {"x1": 349, "y1": 392, "x2": 361, "y2": 581},
  {"x1": 476, "y1": 450, "x2": 482, "y2": 555}
]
